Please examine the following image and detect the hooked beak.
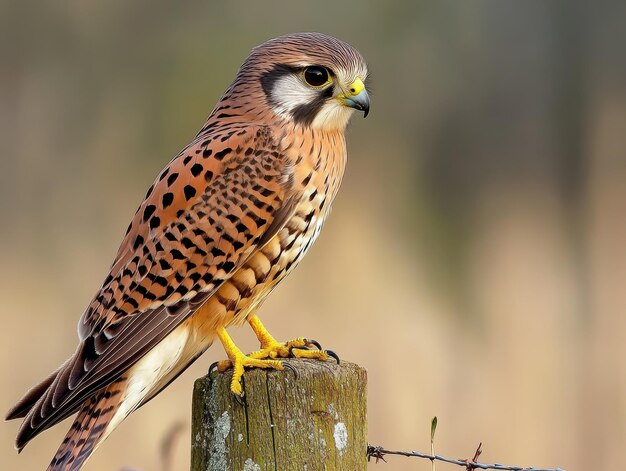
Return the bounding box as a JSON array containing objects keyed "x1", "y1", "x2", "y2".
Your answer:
[{"x1": 340, "y1": 77, "x2": 370, "y2": 118}]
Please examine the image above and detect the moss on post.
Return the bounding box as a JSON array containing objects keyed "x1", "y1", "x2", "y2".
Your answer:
[{"x1": 191, "y1": 359, "x2": 367, "y2": 470}]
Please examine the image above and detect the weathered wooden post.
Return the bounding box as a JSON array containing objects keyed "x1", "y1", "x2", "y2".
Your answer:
[{"x1": 191, "y1": 359, "x2": 367, "y2": 470}]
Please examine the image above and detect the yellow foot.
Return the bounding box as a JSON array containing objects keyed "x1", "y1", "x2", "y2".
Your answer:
[
  {"x1": 247, "y1": 314, "x2": 335, "y2": 362},
  {"x1": 214, "y1": 326, "x2": 284, "y2": 396},
  {"x1": 248, "y1": 338, "x2": 329, "y2": 361},
  {"x1": 215, "y1": 353, "x2": 283, "y2": 396}
]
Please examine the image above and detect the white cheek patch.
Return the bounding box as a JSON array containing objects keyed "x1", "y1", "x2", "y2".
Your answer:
[
  {"x1": 311, "y1": 102, "x2": 354, "y2": 130},
  {"x1": 269, "y1": 74, "x2": 320, "y2": 118},
  {"x1": 266, "y1": 70, "x2": 360, "y2": 130}
]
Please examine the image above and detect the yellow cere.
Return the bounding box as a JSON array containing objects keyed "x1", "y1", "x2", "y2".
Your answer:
[{"x1": 347, "y1": 77, "x2": 365, "y2": 96}]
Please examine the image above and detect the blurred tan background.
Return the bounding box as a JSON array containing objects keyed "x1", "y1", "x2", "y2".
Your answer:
[{"x1": 1, "y1": 1, "x2": 625, "y2": 470}]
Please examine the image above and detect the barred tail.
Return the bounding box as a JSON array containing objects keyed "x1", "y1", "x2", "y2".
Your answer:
[{"x1": 47, "y1": 377, "x2": 128, "y2": 471}]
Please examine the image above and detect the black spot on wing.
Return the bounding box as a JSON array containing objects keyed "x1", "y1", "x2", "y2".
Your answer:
[
  {"x1": 184, "y1": 185, "x2": 197, "y2": 200},
  {"x1": 162, "y1": 192, "x2": 174, "y2": 208},
  {"x1": 191, "y1": 163, "x2": 203, "y2": 177}
]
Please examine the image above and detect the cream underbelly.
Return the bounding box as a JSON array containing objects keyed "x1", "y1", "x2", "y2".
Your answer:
[{"x1": 105, "y1": 317, "x2": 214, "y2": 436}]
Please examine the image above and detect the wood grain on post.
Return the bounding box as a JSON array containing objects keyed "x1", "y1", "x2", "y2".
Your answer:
[{"x1": 191, "y1": 359, "x2": 367, "y2": 470}]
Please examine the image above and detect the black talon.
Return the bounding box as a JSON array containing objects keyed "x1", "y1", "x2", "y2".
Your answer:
[
  {"x1": 306, "y1": 338, "x2": 322, "y2": 350},
  {"x1": 233, "y1": 390, "x2": 246, "y2": 406},
  {"x1": 233, "y1": 376, "x2": 247, "y2": 406},
  {"x1": 282, "y1": 361, "x2": 299, "y2": 380},
  {"x1": 325, "y1": 349, "x2": 340, "y2": 364}
]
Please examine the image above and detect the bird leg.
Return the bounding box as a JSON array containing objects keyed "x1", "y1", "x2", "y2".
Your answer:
[
  {"x1": 246, "y1": 313, "x2": 330, "y2": 362},
  {"x1": 214, "y1": 326, "x2": 283, "y2": 396}
]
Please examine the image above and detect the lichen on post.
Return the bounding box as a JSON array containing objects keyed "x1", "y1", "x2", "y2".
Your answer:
[{"x1": 191, "y1": 359, "x2": 367, "y2": 470}]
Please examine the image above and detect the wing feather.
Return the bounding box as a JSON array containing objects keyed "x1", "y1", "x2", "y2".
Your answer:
[{"x1": 15, "y1": 124, "x2": 300, "y2": 448}]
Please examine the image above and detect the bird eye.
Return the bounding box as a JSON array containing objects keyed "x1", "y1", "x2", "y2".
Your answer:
[{"x1": 303, "y1": 66, "x2": 330, "y2": 87}]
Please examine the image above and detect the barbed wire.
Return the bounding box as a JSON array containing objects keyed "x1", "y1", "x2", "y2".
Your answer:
[{"x1": 367, "y1": 443, "x2": 566, "y2": 471}]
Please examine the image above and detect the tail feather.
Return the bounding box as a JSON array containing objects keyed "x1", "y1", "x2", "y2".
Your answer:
[
  {"x1": 46, "y1": 377, "x2": 127, "y2": 471},
  {"x1": 5, "y1": 362, "x2": 67, "y2": 421}
]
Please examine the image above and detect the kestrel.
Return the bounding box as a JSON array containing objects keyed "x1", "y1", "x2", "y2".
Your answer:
[{"x1": 6, "y1": 32, "x2": 369, "y2": 471}]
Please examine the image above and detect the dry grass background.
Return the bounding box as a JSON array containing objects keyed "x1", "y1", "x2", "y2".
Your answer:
[{"x1": 1, "y1": 1, "x2": 625, "y2": 470}]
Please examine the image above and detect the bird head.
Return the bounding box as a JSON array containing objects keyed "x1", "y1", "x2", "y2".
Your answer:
[{"x1": 229, "y1": 32, "x2": 370, "y2": 131}]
